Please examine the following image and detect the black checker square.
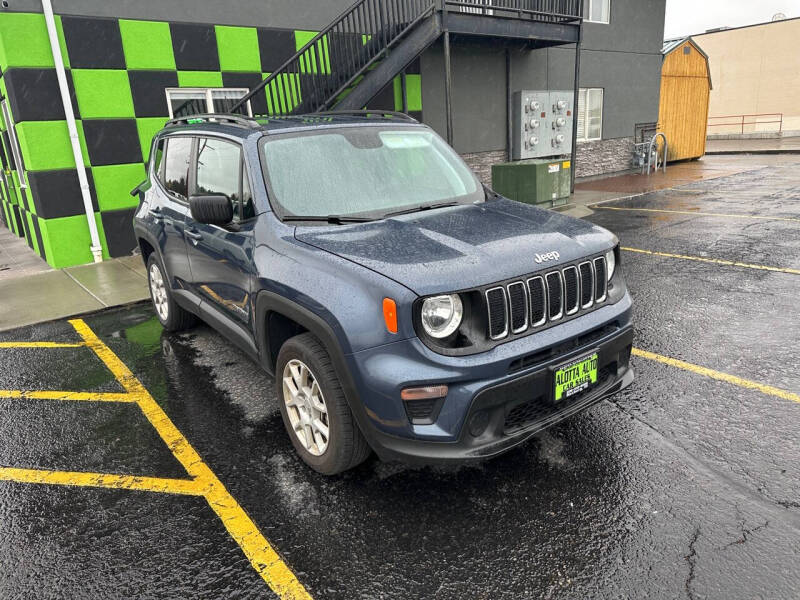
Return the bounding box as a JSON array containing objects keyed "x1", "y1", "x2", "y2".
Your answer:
[
  {"x1": 61, "y1": 16, "x2": 125, "y2": 69},
  {"x1": 101, "y1": 207, "x2": 137, "y2": 257},
  {"x1": 129, "y1": 70, "x2": 178, "y2": 118},
  {"x1": 82, "y1": 119, "x2": 143, "y2": 167},
  {"x1": 32, "y1": 215, "x2": 46, "y2": 261},
  {"x1": 327, "y1": 32, "x2": 363, "y2": 78},
  {"x1": 221, "y1": 72, "x2": 267, "y2": 115},
  {"x1": 3, "y1": 68, "x2": 81, "y2": 121},
  {"x1": 365, "y1": 82, "x2": 396, "y2": 111},
  {"x1": 27, "y1": 168, "x2": 99, "y2": 220},
  {"x1": 405, "y1": 57, "x2": 421, "y2": 75},
  {"x1": 257, "y1": 27, "x2": 296, "y2": 72},
  {"x1": 2, "y1": 131, "x2": 15, "y2": 170},
  {"x1": 170, "y1": 23, "x2": 220, "y2": 71}
]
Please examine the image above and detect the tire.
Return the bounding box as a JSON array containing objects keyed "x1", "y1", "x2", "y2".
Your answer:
[
  {"x1": 276, "y1": 333, "x2": 371, "y2": 475},
  {"x1": 146, "y1": 253, "x2": 197, "y2": 332}
]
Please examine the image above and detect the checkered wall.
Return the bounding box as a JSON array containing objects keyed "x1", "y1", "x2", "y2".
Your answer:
[{"x1": 0, "y1": 12, "x2": 423, "y2": 268}]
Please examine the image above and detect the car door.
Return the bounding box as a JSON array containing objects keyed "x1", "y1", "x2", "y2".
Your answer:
[
  {"x1": 152, "y1": 136, "x2": 194, "y2": 289},
  {"x1": 184, "y1": 136, "x2": 256, "y2": 341}
]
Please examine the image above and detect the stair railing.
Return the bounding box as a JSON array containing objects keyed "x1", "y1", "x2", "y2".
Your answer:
[
  {"x1": 230, "y1": 0, "x2": 436, "y2": 116},
  {"x1": 443, "y1": 0, "x2": 582, "y2": 23}
]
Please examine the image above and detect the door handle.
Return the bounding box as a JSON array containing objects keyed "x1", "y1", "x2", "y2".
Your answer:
[
  {"x1": 148, "y1": 208, "x2": 164, "y2": 222},
  {"x1": 185, "y1": 229, "x2": 203, "y2": 243}
]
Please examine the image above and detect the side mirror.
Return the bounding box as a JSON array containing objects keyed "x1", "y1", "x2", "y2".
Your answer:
[{"x1": 189, "y1": 194, "x2": 233, "y2": 226}]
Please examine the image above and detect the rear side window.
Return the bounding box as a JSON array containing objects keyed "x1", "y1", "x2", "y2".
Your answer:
[
  {"x1": 162, "y1": 137, "x2": 192, "y2": 200},
  {"x1": 196, "y1": 137, "x2": 250, "y2": 221},
  {"x1": 151, "y1": 138, "x2": 165, "y2": 177}
]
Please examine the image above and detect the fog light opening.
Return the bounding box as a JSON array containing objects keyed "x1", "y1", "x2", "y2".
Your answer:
[{"x1": 468, "y1": 410, "x2": 489, "y2": 438}]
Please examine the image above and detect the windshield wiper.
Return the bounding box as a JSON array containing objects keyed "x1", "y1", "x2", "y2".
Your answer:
[
  {"x1": 282, "y1": 214, "x2": 375, "y2": 224},
  {"x1": 383, "y1": 201, "x2": 459, "y2": 219}
]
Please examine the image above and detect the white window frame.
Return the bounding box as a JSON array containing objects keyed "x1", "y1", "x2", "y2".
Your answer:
[
  {"x1": 577, "y1": 88, "x2": 603, "y2": 142},
  {"x1": 164, "y1": 88, "x2": 253, "y2": 118},
  {"x1": 583, "y1": 0, "x2": 610, "y2": 24}
]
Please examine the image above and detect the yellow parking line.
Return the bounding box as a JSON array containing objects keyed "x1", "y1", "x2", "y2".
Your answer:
[
  {"x1": 632, "y1": 348, "x2": 800, "y2": 404},
  {"x1": 0, "y1": 390, "x2": 136, "y2": 402},
  {"x1": 0, "y1": 467, "x2": 202, "y2": 496},
  {"x1": 0, "y1": 342, "x2": 85, "y2": 348},
  {"x1": 69, "y1": 319, "x2": 312, "y2": 600},
  {"x1": 622, "y1": 247, "x2": 800, "y2": 275},
  {"x1": 595, "y1": 205, "x2": 800, "y2": 223}
]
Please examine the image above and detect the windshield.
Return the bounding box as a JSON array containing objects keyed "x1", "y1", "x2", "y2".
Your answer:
[{"x1": 259, "y1": 126, "x2": 482, "y2": 219}]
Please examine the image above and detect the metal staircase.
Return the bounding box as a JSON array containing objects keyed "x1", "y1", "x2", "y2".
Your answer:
[
  {"x1": 231, "y1": 0, "x2": 583, "y2": 117},
  {"x1": 231, "y1": 0, "x2": 437, "y2": 116}
]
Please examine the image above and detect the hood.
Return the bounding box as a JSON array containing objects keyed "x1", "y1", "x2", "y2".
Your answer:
[{"x1": 294, "y1": 198, "x2": 616, "y2": 297}]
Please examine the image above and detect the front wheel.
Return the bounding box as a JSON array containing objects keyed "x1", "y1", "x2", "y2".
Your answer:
[
  {"x1": 146, "y1": 254, "x2": 196, "y2": 332},
  {"x1": 276, "y1": 333, "x2": 371, "y2": 475}
]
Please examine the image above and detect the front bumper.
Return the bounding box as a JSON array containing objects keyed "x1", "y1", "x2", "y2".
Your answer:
[{"x1": 343, "y1": 295, "x2": 634, "y2": 464}]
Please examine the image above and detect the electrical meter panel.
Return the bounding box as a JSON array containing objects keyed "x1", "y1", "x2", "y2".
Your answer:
[
  {"x1": 512, "y1": 90, "x2": 575, "y2": 160},
  {"x1": 512, "y1": 91, "x2": 550, "y2": 160},
  {"x1": 548, "y1": 91, "x2": 574, "y2": 156}
]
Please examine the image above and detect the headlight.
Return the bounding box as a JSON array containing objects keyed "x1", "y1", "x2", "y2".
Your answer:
[
  {"x1": 420, "y1": 294, "x2": 463, "y2": 339},
  {"x1": 605, "y1": 248, "x2": 616, "y2": 281}
]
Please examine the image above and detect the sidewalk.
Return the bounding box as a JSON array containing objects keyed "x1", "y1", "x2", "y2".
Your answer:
[
  {"x1": 0, "y1": 224, "x2": 52, "y2": 281},
  {"x1": 706, "y1": 135, "x2": 800, "y2": 154},
  {"x1": 0, "y1": 254, "x2": 148, "y2": 332},
  {"x1": 558, "y1": 152, "x2": 800, "y2": 218}
]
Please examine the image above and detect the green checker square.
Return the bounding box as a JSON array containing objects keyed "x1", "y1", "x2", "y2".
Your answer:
[
  {"x1": 16, "y1": 120, "x2": 89, "y2": 171},
  {"x1": 263, "y1": 72, "x2": 301, "y2": 113},
  {"x1": 295, "y1": 30, "x2": 330, "y2": 75},
  {"x1": 0, "y1": 13, "x2": 65, "y2": 68},
  {"x1": 119, "y1": 19, "x2": 176, "y2": 70},
  {"x1": 72, "y1": 70, "x2": 135, "y2": 118},
  {"x1": 216, "y1": 25, "x2": 260, "y2": 72},
  {"x1": 405, "y1": 74, "x2": 422, "y2": 112},
  {"x1": 136, "y1": 117, "x2": 168, "y2": 162},
  {"x1": 178, "y1": 71, "x2": 223, "y2": 87},
  {"x1": 92, "y1": 163, "x2": 145, "y2": 211},
  {"x1": 40, "y1": 212, "x2": 106, "y2": 268}
]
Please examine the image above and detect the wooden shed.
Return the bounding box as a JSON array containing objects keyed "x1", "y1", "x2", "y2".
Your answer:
[{"x1": 658, "y1": 38, "x2": 712, "y2": 161}]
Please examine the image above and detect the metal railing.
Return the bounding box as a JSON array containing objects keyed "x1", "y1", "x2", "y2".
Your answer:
[
  {"x1": 230, "y1": 0, "x2": 583, "y2": 117},
  {"x1": 231, "y1": 0, "x2": 436, "y2": 116},
  {"x1": 444, "y1": 0, "x2": 582, "y2": 23},
  {"x1": 708, "y1": 113, "x2": 783, "y2": 135}
]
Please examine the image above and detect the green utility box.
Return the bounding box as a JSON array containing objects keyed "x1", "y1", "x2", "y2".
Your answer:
[{"x1": 491, "y1": 158, "x2": 572, "y2": 207}]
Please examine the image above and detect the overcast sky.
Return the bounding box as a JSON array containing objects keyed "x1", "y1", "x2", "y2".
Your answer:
[{"x1": 664, "y1": 0, "x2": 799, "y2": 39}]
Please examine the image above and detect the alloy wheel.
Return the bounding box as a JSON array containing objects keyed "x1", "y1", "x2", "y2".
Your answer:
[
  {"x1": 149, "y1": 263, "x2": 169, "y2": 321},
  {"x1": 282, "y1": 359, "x2": 330, "y2": 456}
]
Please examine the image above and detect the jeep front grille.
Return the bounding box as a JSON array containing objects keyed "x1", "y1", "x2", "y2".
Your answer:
[
  {"x1": 484, "y1": 256, "x2": 608, "y2": 342},
  {"x1": 486, "y1": 287, "x2": 508, "y2": 340},
  {"x1": 528, "y1": 276, "x2": 547, "y2": 327}
]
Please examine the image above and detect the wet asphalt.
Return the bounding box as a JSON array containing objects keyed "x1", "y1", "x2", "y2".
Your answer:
[{"x1": 1, "y1": 158, "x2": 799, "y2": 599}]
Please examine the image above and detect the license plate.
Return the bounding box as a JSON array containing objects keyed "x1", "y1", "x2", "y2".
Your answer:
[{"x1": 554, "y1": 353, "x2": 598, "y2": 402}]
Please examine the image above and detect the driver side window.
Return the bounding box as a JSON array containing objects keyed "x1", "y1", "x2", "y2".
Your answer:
[{"x1": 196, "y1": 137, "x2": 243, "y2": 221}]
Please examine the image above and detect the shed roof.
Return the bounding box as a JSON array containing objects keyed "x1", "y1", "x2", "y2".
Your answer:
[
  {"x1": 662, "y1": 37, "x2": 709, "y2": 60},
  {"x1": 661, "y1": 37, "x2": 712, "y2": 89}
]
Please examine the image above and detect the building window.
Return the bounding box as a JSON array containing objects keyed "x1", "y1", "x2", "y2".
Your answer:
[
  {"x1": 577, "y1": 88, "x2": 603, "y2": 141},
  {"x1": 583, "y1": 0, "x2": 610, "y2": 23},
  {"x1": 165, "y1": 88, "x2": 253, "y2": 118}
]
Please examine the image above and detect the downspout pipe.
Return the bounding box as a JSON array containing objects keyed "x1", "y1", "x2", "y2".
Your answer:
[
  {"x1": 570, "y1": 20, "x2": 582, "y2": 194},
  {"x1": 41, "y1": 0, "x2": 103, "y2": 263}
]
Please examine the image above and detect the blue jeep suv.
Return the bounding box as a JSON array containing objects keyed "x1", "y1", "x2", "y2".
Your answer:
[{"x1": 132, "y1": 111, "x2": 634, "y2": 474}]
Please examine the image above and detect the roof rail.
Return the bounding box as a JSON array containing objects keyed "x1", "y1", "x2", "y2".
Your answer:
[
  {"x1": 311, "y1": 110, "x2": 418, "y2": 123},
  {"x1": 165, "y1": 113, "x2": 261, "y2": 129}
]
